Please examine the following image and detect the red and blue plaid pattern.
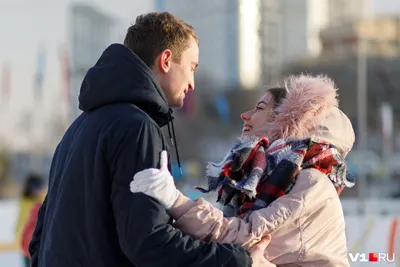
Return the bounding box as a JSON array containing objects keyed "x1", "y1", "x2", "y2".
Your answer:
[{"x1": 197, "y1": 136, "x2": 355, "y2": 218}]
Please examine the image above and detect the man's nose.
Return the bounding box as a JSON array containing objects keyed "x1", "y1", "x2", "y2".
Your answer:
[{"x1": 188, "y1": 81, "x2": 195, "y2": 91}]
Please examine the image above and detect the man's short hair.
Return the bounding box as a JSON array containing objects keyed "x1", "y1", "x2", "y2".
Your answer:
[{"x1": 124, "y1": 12, "x2": 199, "y2": 68}]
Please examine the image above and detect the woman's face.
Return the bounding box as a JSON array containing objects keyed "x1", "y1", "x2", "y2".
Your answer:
[{"x1": 240, "y1": 92, "x2": 276, "y2": 137}]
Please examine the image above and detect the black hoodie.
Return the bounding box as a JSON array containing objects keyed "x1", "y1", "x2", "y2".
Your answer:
[{"x1": 29, "y1": 44, "x2": 252, "y2": 267}]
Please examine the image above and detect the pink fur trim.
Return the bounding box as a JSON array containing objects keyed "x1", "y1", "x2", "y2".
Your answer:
[{"x1": 268, "y1": 74, "x2": 339, "y2": 140}]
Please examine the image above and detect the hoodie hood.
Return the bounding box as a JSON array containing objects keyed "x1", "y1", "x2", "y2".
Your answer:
[
  {"x1": 267, "y1": 74, "x2": 355, "y2": 157},
  {"x1": 78, "y1": 43, "x2": 171, "y2": 126},
  {"x1": 308, "y1": 106, "x2": 355, "y2": 157}
]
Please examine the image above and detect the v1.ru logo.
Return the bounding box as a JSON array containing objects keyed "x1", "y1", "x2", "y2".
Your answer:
[{"x1": 348, "y1": 252, "x2": 396, "y2": 263}]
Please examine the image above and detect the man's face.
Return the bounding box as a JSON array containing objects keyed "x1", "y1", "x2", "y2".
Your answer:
[{"x1": 154, "y1": 36, "x2": 199, "y2": 108}]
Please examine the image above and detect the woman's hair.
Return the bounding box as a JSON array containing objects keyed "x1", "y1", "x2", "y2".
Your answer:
[
  {"x1": 267, "y1": 87, "x2": 287, "y2": 111},
  {"x1": 22, "y1": 173, "x2": 44, "y2": 198}
]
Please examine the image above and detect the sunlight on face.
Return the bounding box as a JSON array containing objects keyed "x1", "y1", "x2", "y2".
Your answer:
[
  {"x1": 240, "y1": 92, "x2": 276, "y2": 137},
  {"x1": 163, "y1": 36, "x2": 199, "y2": 108}
]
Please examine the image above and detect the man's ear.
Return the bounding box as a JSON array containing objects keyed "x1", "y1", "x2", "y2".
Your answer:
[{"x1": 157, "y1": 49, "x2": 173, "y2": 74}]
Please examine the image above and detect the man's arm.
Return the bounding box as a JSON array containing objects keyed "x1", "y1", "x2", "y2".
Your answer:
[{"x1": 107, "y1": 116, "x2": 253, "y2": 267}]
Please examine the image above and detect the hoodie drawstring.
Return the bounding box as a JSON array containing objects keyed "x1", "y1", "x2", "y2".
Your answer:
[{"x1": 167, "y1": 109, "x2": 182, "y2": 176}]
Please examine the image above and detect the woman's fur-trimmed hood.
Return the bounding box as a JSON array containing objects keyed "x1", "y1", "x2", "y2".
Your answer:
[{"x1": 267, "y1": 74, "x2": 355, "y2": 157}]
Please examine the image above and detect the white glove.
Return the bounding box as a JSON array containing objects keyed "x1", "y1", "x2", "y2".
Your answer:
[{"x1": 130, "y1": 150, "x2": 180, "y2": 209}]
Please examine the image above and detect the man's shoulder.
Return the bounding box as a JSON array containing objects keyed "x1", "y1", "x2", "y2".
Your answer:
[{"x1": 104, "y1": 103, "x2": 161, "y2": 129}]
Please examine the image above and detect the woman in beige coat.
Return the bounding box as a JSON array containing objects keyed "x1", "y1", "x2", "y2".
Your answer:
[{"x1": 130, "y1": 74, "x2": 355, "y2": 267}]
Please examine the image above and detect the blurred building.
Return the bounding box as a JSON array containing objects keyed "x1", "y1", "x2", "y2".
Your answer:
[
  {"x1": 327, "y1": 0, "x2": 400, "y2": 26},
  {"x1": 320, "y1": 16, "x2": 400, "y2": 59},
  {"x1": 259, "y1": 0, "x2": 281, "y2": 86},
  {"x1": 68, "y1": 4, "x2": 115, "y2": 121},
  {"x1": 156, "y1": 0, "x2": 332, "y2": 88},
  {"x1": 287, "y1": 15, "x2": 400, "y2": 129},
  {"x1": 267, "y1": 0, "x2": 329, "y2": 85},
  {"x1": 156, "y1": 0, "x2": 262, "y2": 90},
  {"x1": 279, "y1": 0, "x2": 329, "y2": 63},
  {"x1": 277, "y1": 0, "x2": 400, "y2": 79},
  {"x1": 327, "y1": 0, "x2": 369, "y2": 25},
  {"x1": 284, "y1": 16, "x2": 400, "y2": 188}
]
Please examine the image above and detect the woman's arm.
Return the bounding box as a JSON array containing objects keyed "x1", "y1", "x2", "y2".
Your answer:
[
  {"x1": 168, "y1": 192, "x2": 198, "y2": 219},
  {"x1": 152, "y1": 190, "x2": 277, "y2": 249},
  {"x1": 172, "y1": 192, "x2": 305, "y2": 249},
  {"x1": 130, "y1": 151, "x2": 312, "y2": 249}
]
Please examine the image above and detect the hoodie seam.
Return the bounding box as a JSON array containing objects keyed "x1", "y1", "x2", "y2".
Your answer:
[{"x1": 298, "y1": 199, "x2": 307, "y2": 261}]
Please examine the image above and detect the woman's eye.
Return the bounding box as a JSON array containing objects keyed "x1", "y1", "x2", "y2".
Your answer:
[{"x1": 256, "y1": 106, "x2": 263, "y2": 110}]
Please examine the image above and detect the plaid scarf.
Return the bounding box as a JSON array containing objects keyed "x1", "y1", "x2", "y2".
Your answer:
[{"x1": 196, "y1": 136, "x2": 355, "y2": 218}]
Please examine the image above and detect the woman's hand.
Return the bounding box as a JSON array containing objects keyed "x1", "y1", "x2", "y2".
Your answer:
[{"x1": 130, "y1": 151, "x2": 180, "y2": 209}]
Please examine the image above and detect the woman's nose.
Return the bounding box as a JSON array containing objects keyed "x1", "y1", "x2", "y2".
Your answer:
[{"x1": 241, "y1": 110, "x2": 252, "y2": 121}]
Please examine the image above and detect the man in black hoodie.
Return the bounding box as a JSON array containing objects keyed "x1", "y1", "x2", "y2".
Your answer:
[{"x1": 29, "y1": 12, "x2": 272, "y2": 267}]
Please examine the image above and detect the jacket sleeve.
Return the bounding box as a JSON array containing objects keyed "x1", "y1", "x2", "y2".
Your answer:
[
  {"x1": 108, "y1": 116, "x2": 252, "y2": 267},
  {"x1": 28, "y1": 197, "x2": 47, "y2": 267},
  {"x1": 173, "y1": 171, "x2": 313, "y2": 249}
]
